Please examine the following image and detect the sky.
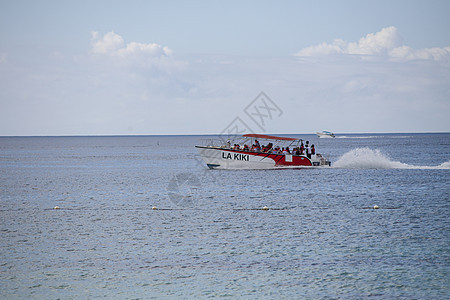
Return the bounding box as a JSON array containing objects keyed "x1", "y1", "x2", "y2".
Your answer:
[{"x1": 0, "y1": 0, "x2": 449, "y2": 135}]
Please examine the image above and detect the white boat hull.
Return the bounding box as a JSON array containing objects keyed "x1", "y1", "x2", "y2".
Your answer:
[
  {"x1": 196, "y1": 146, "x2": 330, "y2": 169},
  {"x1": 316, "y1": 131, "x2": 335, "y2": 138}
]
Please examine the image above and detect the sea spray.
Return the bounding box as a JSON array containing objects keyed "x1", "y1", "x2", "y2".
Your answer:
[
  {"x1": 437, "y1": 161, "x2": 450, "y2": 169},
  {"x1": 333, "y1": 148, "x2": 410, "y2": 169},
  {"x1": 333, "y1": 148, "x2": 450, "y2": 169}
]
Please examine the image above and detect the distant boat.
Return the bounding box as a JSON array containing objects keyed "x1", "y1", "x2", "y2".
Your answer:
[{"x1": 316, "y1": 131, "x2": 335, "y2": 138}]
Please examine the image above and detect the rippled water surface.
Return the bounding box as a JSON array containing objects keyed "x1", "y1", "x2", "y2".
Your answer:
[{"x1": 1, "y1": 134, "x2": 449, "y2": 298}]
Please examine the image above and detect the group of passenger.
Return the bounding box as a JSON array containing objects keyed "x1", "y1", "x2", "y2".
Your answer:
[{"x1": 229, "y1": 139, "x2": 316, "y2": 158}]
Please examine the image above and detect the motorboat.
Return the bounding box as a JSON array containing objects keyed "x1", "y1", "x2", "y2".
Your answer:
[
  {"x1": 196, "y1": 134, "x2": 331, "y2": 169},
  {"x1": 316, "y1": 131, "x2": 335, "y2": 138}
]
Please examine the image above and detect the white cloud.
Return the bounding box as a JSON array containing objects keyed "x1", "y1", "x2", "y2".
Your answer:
[
  {"x1": 295, "y1": 26, "x2": 450, "y2": 61},
  {"x1": 349, "y1": 26, "x2": 402, "y2": 55},
  {"x1": 389, "y1": 45, "x2": 450, "y2": 61},
  {"x1": 118, "y1": 42, "x2": 173, "y2": 57},
  {"x1": 90, "y1": 31, "x2": 176, "y2": 68},
  {"x1": 91, "y1": 31, "x2": 125, "y2": 55}
]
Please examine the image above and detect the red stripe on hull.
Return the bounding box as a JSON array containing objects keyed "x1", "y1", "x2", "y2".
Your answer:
[{"x1": 274, "y1": 154, "x2": 312, "y2": 166}]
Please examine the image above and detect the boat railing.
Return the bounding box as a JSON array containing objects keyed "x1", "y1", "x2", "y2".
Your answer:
[
  {"x1": 199, "y1": 134, "x2": 247, "y2": 148},
  {"x1": 199, "y1": 138, "x2": 229, "y2": 148}
]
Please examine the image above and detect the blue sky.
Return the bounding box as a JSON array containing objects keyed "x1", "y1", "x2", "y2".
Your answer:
[{"x1": 0, "y1": 0, "x2": 449, "y2": 135}]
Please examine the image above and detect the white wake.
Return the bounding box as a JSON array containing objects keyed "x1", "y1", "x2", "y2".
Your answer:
[{"x1": 333, "y1": 148, "x2": 450, "y2": 169}]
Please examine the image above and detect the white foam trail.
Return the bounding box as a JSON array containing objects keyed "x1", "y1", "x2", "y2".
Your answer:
[
  {"x1": 336, "y1": 136, "x2": 380, "y2": 139},
  {"x1": 336, "y1": 135, "x2": 412, "y2": 139},
  {"x1": 333, "y1": 148, "x2": 450, "y2": 169}
]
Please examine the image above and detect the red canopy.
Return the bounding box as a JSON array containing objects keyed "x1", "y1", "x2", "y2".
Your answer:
[{"x1": 243, "y1": 134, "x2": 297, "y2": 141}]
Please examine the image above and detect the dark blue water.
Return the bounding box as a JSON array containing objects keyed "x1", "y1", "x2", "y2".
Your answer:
[{"x1": 1, "y1": 134, "x2": 449, "y2": 298}]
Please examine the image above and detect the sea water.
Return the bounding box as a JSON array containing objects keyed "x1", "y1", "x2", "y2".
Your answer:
[{"x1": 0, "y1": 133, "x2": 449, "y2": 299}]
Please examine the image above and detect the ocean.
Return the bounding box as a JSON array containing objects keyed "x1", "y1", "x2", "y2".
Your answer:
[{"x1": 0, "y1": 133, "x2": 449, "y2": 299}]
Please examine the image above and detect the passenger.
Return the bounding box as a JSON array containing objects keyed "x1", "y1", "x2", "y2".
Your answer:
[
  {"x1": 286, "y1": 147, "x2": 291, "y2": 154},
  {"x1": 295, "y1": 147, "x2": 301, "y2": 155},
  {"x1": 305, "y1": 141, "x2": 311, "y2": 158},
  {"x1": 311, "y1": 144, "x2": 315, "y2": 155},
  {"x1": 300, "y1": 142, "x2": 305, "y2": 155},
  {"x1": 243, "y1": 144, "x2": 249, "y2": 151},
  {"x1": 282, "y1": 147, "x2": 288, "y2": 155},
  {"x1": 254, "y1": 139, "x2": 260, "y2": 147}
]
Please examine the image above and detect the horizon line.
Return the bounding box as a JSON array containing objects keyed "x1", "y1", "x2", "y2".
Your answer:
[{"x1": 0, "y1": 131, "x2": 449, "y2": 138}]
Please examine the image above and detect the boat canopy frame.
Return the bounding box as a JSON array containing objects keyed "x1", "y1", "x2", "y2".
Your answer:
[
  {"x1": 242, "y1": 134, "x2": 297, "y2": 141},
  {"x1": 199, "y1": 134, "x2": 304, "y2": 149}
]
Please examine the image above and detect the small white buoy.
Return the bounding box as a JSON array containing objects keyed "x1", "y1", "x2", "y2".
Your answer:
[
  {"x1": 373, "y1": 205, "x2": 379, "y2": 209},
  {"x1": 53, "y1": 206, "x2": 60, "y2": 210},
  {"x1": 262, "y1": 206, "x2": 269, "y2": 211},
  {"x1": 152, "y1": 206, "x2": 158, "y2": 210}
]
